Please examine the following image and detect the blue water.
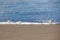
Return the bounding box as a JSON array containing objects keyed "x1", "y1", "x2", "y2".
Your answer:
[{"x1": 0, "y1": 0, "x2": 60, "y2": 22}]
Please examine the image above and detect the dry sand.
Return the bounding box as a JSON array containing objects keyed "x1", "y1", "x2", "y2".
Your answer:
[{"x1": 0, "y1": 24, "x2": 60, "y2": 40}]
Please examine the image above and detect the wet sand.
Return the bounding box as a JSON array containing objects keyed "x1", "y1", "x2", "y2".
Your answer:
[{"x1": 0, "y1": 24, "x2": 60, "y2": 40}]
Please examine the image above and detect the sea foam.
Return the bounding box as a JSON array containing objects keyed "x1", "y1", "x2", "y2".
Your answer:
[{"x1": 0, "y1": 20, "x2": 59, "y2": 25}]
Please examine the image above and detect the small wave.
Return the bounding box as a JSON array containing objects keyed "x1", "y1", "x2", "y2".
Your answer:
[{"x1": 0, "y1": 20, "x2": 60, "y2": 25}]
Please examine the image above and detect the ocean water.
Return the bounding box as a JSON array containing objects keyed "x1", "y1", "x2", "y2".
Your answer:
[{"x1": 0, "y1": 0, "x2": 60, "y2": 22}]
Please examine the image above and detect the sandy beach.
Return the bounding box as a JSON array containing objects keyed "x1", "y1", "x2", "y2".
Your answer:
[{"x1": 0, "y1": 24, "x2": 60, "y2": 40}]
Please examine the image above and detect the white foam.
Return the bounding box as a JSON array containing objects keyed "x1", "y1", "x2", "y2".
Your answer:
[
  {"x1": 0, "y1": 20, "x2": 59, "y2": 25},
  {"x1": 0, "y1": 21, "x2": 58, "y2": 25}
]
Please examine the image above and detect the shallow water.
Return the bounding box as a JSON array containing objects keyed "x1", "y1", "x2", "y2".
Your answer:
[{"x1": 0, "y1": 0, "x2": 60, "y2": 22}]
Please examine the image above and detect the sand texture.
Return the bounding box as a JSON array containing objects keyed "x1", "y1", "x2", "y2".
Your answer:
[{"x1": 0, "y1": 24, "x2": 60, "y2": 40}]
